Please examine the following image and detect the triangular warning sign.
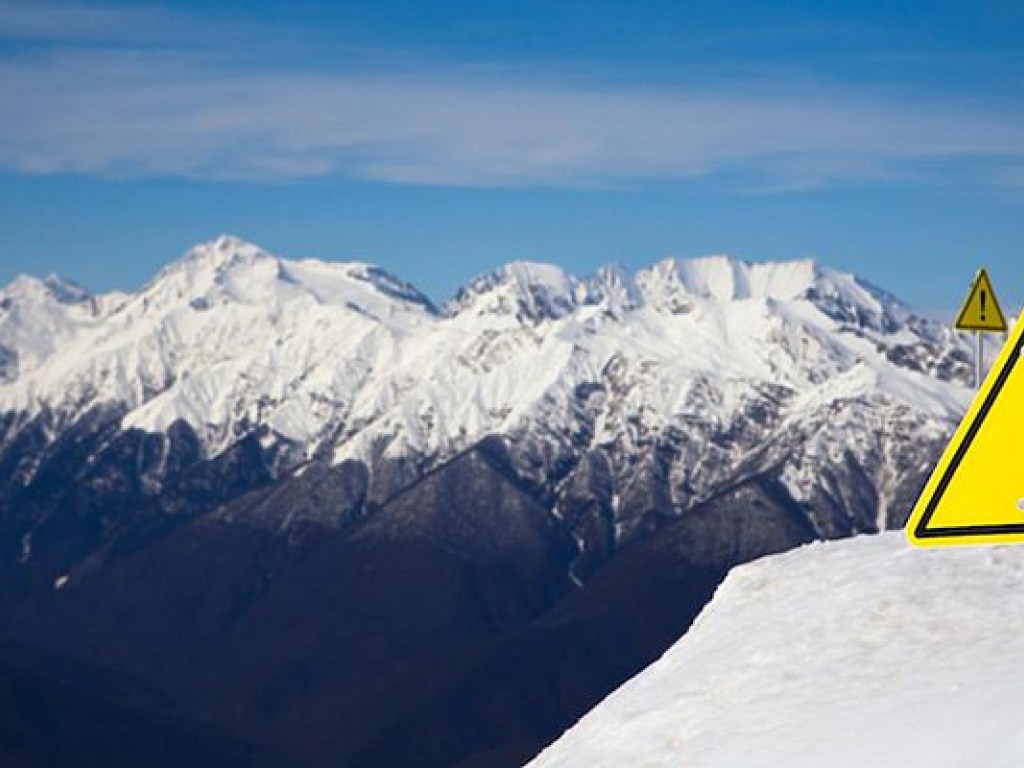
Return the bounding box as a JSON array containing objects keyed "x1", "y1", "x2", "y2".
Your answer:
[
  {"x1": 954, "y1": 267, "x2": 1007, "y2": 332},
  {"x1": 907, "y1": 310, "x2": 1023, "y2": 546}
]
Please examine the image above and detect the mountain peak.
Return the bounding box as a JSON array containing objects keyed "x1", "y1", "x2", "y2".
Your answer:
[
  {"x1": 446, "y1": 261, "x2": 584, "y2": 321},
  {"x1": 130, "y1": 235, "x2": 285, "y2": 313},
  {"x1": 631, "y1": 254, "x2": 908, "y2": 334},
  {"x1": 585, "y1": 263, "x2": 642, "y2": 314},
  {"x1": 175, "y1": 234, "x2": 276, "y2": 271},
  {"x1": 640, "y1": 254, "x2": 824, "y2": 303},
  {"x1": 143, "y1": 236, "x2": 438, "y2": 315},
  {"x1": 1, "y1": 273, "x2": 91, "y2": 306}
]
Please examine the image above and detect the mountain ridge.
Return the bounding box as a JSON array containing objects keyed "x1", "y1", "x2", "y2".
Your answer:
[
  {"x1": 0, "y1": 234, "x2": 975, "y2": 438},
  {"x1": 0, "y1": 235, "x2": 978, "y2": 552}
]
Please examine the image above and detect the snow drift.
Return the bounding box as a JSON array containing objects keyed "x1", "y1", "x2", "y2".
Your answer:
[{"x1": 530, "y1": 532, "x2": 1024, "y2": 767}]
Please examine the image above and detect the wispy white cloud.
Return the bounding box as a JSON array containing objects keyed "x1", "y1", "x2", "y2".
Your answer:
[{"x1": 2, "y1": 2, "x2": 1023, "y2": 190}]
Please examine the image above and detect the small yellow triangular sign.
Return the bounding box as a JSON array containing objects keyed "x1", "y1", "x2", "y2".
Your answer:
[
  {"x1": 907, "y1": 309, "x2": 1023, "y2": 546},
  {"x1": 954, "y1": 267, "x2": 1007, "y2": 332}
]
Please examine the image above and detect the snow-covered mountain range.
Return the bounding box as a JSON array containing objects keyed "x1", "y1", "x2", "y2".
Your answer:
[
  {"x1": 530, "y1": 531, "x2": 1024, "y2": 768},
  {"x1": 1, "y1": 236, "x2": 976, "y2": 541},
  {"x1": 0, "y1": 236, "x2": 993, "y2": 767}
]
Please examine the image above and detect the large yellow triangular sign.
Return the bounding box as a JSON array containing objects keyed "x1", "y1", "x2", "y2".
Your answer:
[
  {"x1": 954, "y1": 267, "x2": 1007, "y2": 332},
  {"x1": 907, "y1": 310, "x2": 1023, "y2": 546}
]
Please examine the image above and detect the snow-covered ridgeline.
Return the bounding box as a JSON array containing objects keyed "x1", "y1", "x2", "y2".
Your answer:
[
  {"x1": 530, "y1": 532, "x2": 1024, "y2": 768},
  {"x1": 0, "y1": 273, "x2": 129, "y2": 384},
  {"x1": 0, "y1": 236, "x2": 976, "y2": 471}
]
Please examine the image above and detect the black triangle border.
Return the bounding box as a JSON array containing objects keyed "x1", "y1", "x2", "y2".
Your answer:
[
  {"x1": 915, "y1": 328, "x2": 1023, "y2": 538},
  {"x1": 954, "y1": 269, "x2": 1007, "y2": 332}
]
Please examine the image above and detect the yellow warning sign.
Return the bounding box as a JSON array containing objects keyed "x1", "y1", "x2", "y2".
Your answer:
[
  {"x1": 907, "y1": 308, "x2": 1023, "y2": 546},
  {"x1": 954, "y1": 267, "x2": 1007, "y2": 332}
]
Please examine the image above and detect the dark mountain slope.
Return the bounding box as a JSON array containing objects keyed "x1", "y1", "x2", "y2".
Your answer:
[{"x1": 0, "y1": 643, "x2": 255, "y2": 768}]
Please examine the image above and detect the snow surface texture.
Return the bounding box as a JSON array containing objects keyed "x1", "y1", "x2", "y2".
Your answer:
[
  {"x1": 0, "y1": 236, "x2": 986, "y2": 534},
  {"x1": 530, "y1": 532, "x2": 1024, "y2": 768}
]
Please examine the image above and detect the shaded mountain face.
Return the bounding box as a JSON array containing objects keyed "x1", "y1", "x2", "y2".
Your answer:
[
  {"x1": 0, "y1": 642, "x2": 256, "y2": 768},
  {"x1": 0, "y1": 237, "x2": 975, "y2": 766}
]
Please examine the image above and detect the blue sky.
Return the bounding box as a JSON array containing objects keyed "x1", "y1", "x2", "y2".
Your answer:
[{"x1": 2, "y1": 0, "x2": 1024, "y2": 311}]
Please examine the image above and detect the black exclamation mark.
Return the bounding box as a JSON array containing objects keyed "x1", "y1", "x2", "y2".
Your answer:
[{"x1": 981, "y1": 290, "x2": 987, "y2": 321}]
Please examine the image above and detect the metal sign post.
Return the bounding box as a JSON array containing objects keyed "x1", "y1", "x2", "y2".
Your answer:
[{"x1": 953, "y1": 267, "x2": 1007, "y2": 389}]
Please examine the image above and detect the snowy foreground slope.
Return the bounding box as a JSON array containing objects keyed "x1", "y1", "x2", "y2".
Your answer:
[{"x1": 531, "y1": 532, "x2": 1024, "y2": 768}]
